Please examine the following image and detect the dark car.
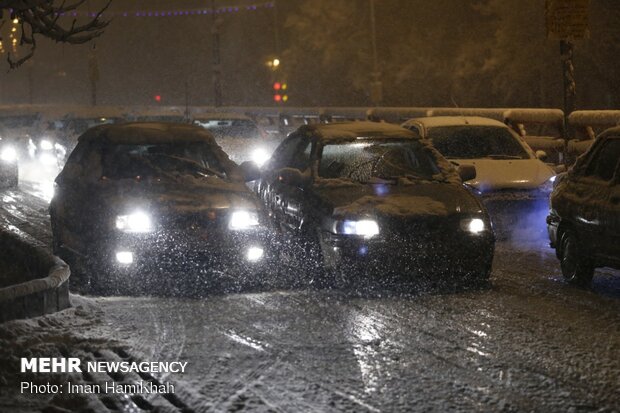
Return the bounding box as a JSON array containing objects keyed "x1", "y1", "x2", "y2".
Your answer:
[
  {"x1": 49, "y1": 123, "x2": 270, "y2": 294},
  {"x1": 0, "y1": 137, "x2": 19, "y2": 188},
  {"x1": 255, "y1": 121, "x2": 495, "y2": 286},
  {"x1": 547, "y1": 127, "x2": 620, "y2": 285}
]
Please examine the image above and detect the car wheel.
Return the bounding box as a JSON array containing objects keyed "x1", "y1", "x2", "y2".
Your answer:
[{"x1": 560, "y1": 230, "x2": 594, "y2": 286}]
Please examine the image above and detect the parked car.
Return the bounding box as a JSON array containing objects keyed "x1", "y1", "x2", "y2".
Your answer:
[
  {"x1": 255, "y1": 121, "x2": 495, "y2": 286},
  {"x1": 193, "y1": 112, "x2": 277, "y2": 167},
  {"x1": 547, "y1": 127, "x2": 620, "y2": 285},
  {"x1": 49, "y1": 122, "x2": 270, "y2": 294},
  {"x1": 402, "y1": 116, "x2": 556, "y2": 238},
  {"x1": 0, "y1": 137, "x2": 19, "y2": 188}
]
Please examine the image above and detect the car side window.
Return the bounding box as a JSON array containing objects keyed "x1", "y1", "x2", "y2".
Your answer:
[
  {"x1": 270, "y1": 134, "x2": 311, "y2": 170},
  {"x1": 584, "y1": 138, "x2": 620, "y2": 181}
]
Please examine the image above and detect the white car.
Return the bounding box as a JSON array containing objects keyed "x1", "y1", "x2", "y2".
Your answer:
[
  {"x1": 402, "y1": 116, "x2": 555, "y2": 192},
  {"x1": 402, "y1": 116, "x2": 556, "y2": 238}
]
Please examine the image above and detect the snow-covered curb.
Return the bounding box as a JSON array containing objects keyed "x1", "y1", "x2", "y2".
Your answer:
[{"x1": 0, "y1": 229, "x2": 70, "y2": 323}]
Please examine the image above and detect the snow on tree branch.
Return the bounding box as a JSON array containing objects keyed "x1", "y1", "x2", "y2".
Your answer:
[{"x1": 0, "y1": 0, "x2": 110, "y2": 69}]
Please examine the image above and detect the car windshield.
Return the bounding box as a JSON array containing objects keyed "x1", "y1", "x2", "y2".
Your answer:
[
  {"x1": 318, "y1": 139, "x2": 440, "y2": 183},
  {"x1": 194, "y1": 119, "x2": 259, "y2": 139},
  {"x1": 427, "y1": 126, "x2": 529, "y2": 159},
  {"x1": 101, "y1": 142, "x2": 226, "y2": 180}
]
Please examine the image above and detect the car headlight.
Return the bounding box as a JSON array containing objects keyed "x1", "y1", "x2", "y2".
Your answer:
[
  {"x1": 229, "y1": 210, "x2": 260, "y2": 230},
  {"x1": 39, "y1": 139, "x2": 54, "y2": 150},
  {"x1": 0, "y1": 146, "x2": 17, "y2": 162},
  {"x1": 116, "y1": 211, "x2": 154, "y2": 233},
  {"x1": 460, "y1": 218, "x2": 485, "y2": 234},
  {"x1": 540, "y1": 175, "x2": 556, "y2": 193},
  {"x1": 251, "y1": 148, "x2": 270, "y2": 167},
  {"x1": 339, "y1": 219, "x2": 380, "y2": 238}
]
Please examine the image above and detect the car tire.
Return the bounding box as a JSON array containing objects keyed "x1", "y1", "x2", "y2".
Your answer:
[{"x1": 560, "y1": 230, "x2": 594, "y2": 286}]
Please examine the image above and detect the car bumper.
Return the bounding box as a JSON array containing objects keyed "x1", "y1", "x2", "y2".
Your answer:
[
  {"x1": 546, "y1": 213, "x2": 560, "y2": 249},
  {"x1": 319, "y1": 230, "x2": 495, "y2": 278},
  {"x1": 93, "y1": 228, "x2": 275, "y2": 276},
  {"x1": 480, "y1": 190, "x2": 551, "y2": 237}
]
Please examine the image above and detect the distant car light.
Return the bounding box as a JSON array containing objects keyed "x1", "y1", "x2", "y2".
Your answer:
[
  {"x1": 0, "y1": 146, "x2": 17, "y2": 162},
  {"x1": 229, "y1": 210, "x2": 259, "y2": 230},
  {"x1": 251, "y1": 148, "x2": 270, "y2": 167},
  {"x1": 460, "y1": 218, "x2": 485, "y2": 234},
  {"x1": 341, "y1": 219, "x2": 380, "y2": 238},
  {"x1": 39, "y1": 153, "x2": 57, "y2": 165},
  {"x1": 115, "y1": 251, "x2": 134, "y2": 265},
  {"x1": 39, "y1": 139, "x2": 54, "y2": 150},
  {"x1": 246, "y1": 246, "x2": 264, "y2": 262},
  {"x1": 116, "y1": 211, "x2": 154, "y2": 233}
]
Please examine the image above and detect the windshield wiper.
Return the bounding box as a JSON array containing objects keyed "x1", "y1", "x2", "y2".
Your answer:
[
  {"x1": 486, "y1": 154, "x2": 523, "y2": 160},
  {"x1": 147, "y1": 154, "x2": 226, "y2": 179}
]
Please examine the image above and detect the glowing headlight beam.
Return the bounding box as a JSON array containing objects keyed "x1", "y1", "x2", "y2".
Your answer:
[
  {"x1": 0, "y1": 146, "x2": 17, "y2": 162},
  {"x1": 251, "y1": 148, "x2": 270, "y2": 167},
  {"x1": 39, "y1": 139, "x2": 54, "y2": 150},
  {"x1": 116, "y1": 211, "x2": 154, "y2": 233},
  {"x1": 460, "y1": 218, "x2": 485, "y2": 234},
  {"x1": 229, "y1": 210, "x2": 260, "y2": 230},
  {"x1": 342, "y1": 219, "x2": 380, "y2": 238},
  {"x1": 246, "y1": 246, "x2": 264, "y2": 262}
]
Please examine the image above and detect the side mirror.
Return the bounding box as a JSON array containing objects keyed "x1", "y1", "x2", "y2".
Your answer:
[
  {"x1": 276, "y1": 167, "x2": 310, "y2": 187},
  {"x1": 238, "y1": 161, "x2": 261, "y2": 182},
  {"x1": 535, "y1": 150, "x2": 548, "y2": 161},
  {"x1": 457, "y1": 164, "x2": 476, "y2": 182}
]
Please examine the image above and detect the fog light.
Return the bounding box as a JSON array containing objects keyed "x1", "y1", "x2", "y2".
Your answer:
[
  {"x1": 246, "y1": 247, "x2": 264, "y2": 262},
  {"x1": 460, "y1": 218, "x2": 485, "y2": 234},
  {"x1": 116, "y1": 251, "x2": 134, "y2": 265}
]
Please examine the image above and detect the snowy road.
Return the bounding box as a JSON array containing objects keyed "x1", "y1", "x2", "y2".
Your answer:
[{"x1": 1, "y1": 181, "x2": 620, "y2": 412}]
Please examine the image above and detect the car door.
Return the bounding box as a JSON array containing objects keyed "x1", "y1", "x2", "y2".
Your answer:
[
  {"x1": 570, "y1": 136, "x2": 620, "y2": 260},
  {"x1": 261, "y1": 133, "x2": 313, "y2": 233},
  {"x1": 52, "y1": 141, "x2": 102, "y2": 251}
]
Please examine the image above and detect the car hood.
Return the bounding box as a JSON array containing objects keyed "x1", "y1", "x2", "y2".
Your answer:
[
  {"x1": 96, "y1": 177, "x2": 260, "y2": 216},
  {"x1": 451, "y1": 158, "x2": 555, "y2": 191},
  {"x1": 314, "y1": 182, "x2": 482, "y2": 219}
]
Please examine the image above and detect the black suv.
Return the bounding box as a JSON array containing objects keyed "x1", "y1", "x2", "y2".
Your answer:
[
  {"x1": 255, "y1": 121, "x2": 495, "y2": 286},
  {"x1": 50, "y1": 123, "x2": 270, "y2": 294},
  {"x1": 547, "y1": 127, "x2": 620, "y2": 285}
]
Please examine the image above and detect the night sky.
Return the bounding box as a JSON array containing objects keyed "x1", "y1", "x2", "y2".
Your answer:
[{"x1": 0, "y1": 0, "x2": 618, "y2": 109}]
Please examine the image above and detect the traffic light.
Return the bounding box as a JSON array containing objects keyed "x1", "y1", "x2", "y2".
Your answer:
[{"x1": 273, "y1": 82, "x2": 288, "y2": 103}]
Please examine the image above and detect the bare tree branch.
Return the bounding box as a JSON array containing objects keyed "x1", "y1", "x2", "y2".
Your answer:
[{"x1": 1, "y1": 0, "x2": 110, "y2": 69}]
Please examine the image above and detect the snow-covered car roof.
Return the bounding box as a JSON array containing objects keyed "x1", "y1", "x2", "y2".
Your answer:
[
  {"x1": 78, "y1": 122, "x2": 218, "y2": 145},
  {"x1": 403, "y1": 116, "x2": 507, "y2": 129},
  {"x1": 305, "y1": 121, "x2": 418, "y2": 141}
]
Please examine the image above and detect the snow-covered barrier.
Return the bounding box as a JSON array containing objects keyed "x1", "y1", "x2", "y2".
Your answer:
[{"x1": 0, "y1": 229, "x2": 70, "y2": 323}]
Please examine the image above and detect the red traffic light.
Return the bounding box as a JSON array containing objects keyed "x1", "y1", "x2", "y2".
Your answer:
[
  {"x1": 273, "y1": 82, "x2": 282, "y2": 91},
  {"x1": 274, "y1": 94, "x2": 282, "y2": 102},
  {"x1": 154, "y1": 95, "x2": 162, "y2": 102}
]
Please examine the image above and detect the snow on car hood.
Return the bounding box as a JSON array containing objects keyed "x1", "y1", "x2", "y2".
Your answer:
[
  {"x1": 315, "y1": 182, "x2": 482, "y2": 219},
  {"x1": 97, "y1": 176, "x2": 260, "y2": 216},
  {"x1": 453, "y1": 158, "x2": 555, "y2": 191}
]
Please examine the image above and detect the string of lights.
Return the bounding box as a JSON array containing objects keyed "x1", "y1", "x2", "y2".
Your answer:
[{"x1": 23, "y1": 2, "x2": 276, "y2": 18}]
